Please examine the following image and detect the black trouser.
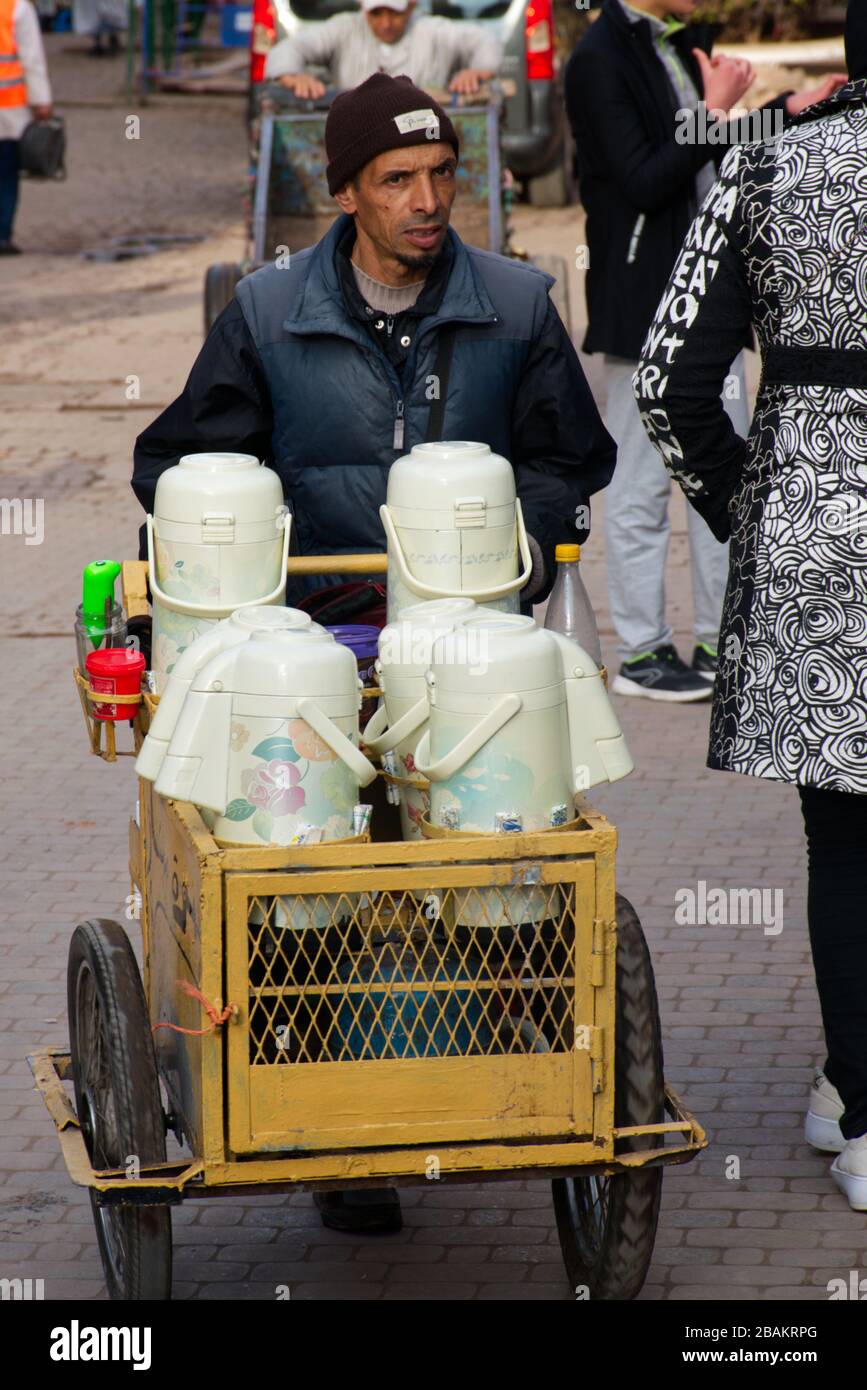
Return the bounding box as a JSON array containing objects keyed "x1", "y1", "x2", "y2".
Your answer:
[
  {"x1": 0, "y1": 140, "x2": 19, "y2": 244},
  {"x1": 799, "y1": 785, "x2": 867, "y2": 1139}
]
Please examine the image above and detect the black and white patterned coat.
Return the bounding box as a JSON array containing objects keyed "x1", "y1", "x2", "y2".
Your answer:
[{"x1": 635, "y1": 80, "x2": 867, "y2": 794}]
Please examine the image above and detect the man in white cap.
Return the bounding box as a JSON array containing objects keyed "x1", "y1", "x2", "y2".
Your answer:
[{"x1": 264, "y1": 0, "x2": 501, "y2": 98}]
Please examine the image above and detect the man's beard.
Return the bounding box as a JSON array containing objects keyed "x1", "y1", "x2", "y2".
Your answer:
[{"x1": 394, "y1": 247, "x2": 441, "y2": 272}]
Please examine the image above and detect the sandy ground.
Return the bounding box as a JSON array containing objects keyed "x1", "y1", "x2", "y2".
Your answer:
[{"x1": 12, "y1": 35, "x2": 249, "y2": 255}]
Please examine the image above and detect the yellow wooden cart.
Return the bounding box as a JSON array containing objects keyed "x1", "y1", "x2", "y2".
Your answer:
[{"x1": 30, "y1": 555, "x2": 705, "y2": 1301}]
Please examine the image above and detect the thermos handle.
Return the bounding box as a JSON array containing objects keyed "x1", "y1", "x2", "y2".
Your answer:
[
  {"x1": 154, "y1": 689, "x2": 233, "y2": 811},
  {"x1": 362, "y1": 695, "x2": 429, "y2": 756},
  {"x1": 412, "y1": 693, "x2": 522, "y2": 782},
  {"x1": 545, "y1": 631, "x2": 635, "y2": 789},
  {"x1": 361, "y1": 701, "x2": 389, "y2": 745},
  {"x1": 295, "y1": 699, "x2": 379, "y2": 787},
  {"x1": 379, "y1": 500, "x2": 533, "y2": 602},
  {"x1": 146, "y1": 513, "x2": 292, "y2": 618}
]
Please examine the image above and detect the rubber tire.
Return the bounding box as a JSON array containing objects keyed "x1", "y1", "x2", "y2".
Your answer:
[
  {"x1": 203, "y1": 261, "x2": 245, "y2": 336},
  {"x1": 551, "y1": 893, "x2": 664, "y2": 1300},
  {"x1": 526, "y1": 155, "x2": 569, "y2": 209},
  {"x1": 531, "y1": 253, "x2": 572, "y2": 337},
  {"x1": 67, "y1": 919, "x2": 172, "y2": 1301},
  {"x1": 526, "y1": 121, "x2": 578, "y2": 209}
]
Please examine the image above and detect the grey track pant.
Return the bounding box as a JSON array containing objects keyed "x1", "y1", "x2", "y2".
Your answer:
[{"x1": 602, "y1": 352, "x2": 750, "y2": 663}]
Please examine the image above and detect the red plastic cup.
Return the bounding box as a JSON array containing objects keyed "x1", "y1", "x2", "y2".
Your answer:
[{"x1": 85, "y1": 648, "x2": 146, "y2": 721}]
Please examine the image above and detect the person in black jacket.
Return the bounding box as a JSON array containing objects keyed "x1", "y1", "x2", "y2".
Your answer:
[
  {"x1": 133, "y1": 73, "x2": 615, "y2": 615},
  {"x1": 634, "y1": 2, "x2": 867, "y2": 1209},
  {"x1": 565, "y1": 0, "x2": 844, "y2": 702}
]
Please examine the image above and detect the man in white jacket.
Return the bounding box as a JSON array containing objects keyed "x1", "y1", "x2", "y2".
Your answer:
[
  {"x1": 0, "y1": 0, "x2": 52, "y2": 253},
  {"x1": 264, "y1": 0, "x2": 501, "y2": 99}
]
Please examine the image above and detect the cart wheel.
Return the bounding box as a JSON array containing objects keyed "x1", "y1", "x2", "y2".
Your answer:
[
  {"x1": 67, "y1": 919, "x2": 172, "y2": 1301},
  {"x1": 552, "y1": 893, "x2": 664, "y2": 1300},
  {"x1": 203, "y1": 261, "x2": 245, "y2": 336},
  {"x1": 526, "y1": 160, "x2": 568, "y2": 209},
  {"x1": 530, "y1": 253, "x2": 572, "y2": 337}
]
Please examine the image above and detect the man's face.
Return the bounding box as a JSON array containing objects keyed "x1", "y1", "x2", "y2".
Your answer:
[
  {"x1": 665, "y1": 0, "x2": 697, "y2": 18},
  {"x1": 364, "y1": 3, "x2": 413, "y2": 43},
  {"x1": 337, "y1": 142, "x2": 457, "y2": 272}
]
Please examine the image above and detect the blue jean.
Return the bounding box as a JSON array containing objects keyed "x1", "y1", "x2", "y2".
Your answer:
[{"x1": 0, "y1": 139, "x2": 20, "y2": 243}]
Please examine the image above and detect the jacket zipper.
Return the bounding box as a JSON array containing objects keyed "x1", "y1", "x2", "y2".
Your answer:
[{"x1": 384, "y1": 317, "x2": 400, "y2": 444}]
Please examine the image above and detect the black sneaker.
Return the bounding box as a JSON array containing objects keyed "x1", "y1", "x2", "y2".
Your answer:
[
  {"x1": 313, "y1": 1188, "x2": 402, "y2": 1234},
  {"x1": 691, "y1": 642, "x2": 718, "y2": 683},
  {"x1": 0, "y1": 241, "x2": 21, "y2": 255},
  {"x1": 613, "y1": 644, "x2": 712, "y2": 703}
]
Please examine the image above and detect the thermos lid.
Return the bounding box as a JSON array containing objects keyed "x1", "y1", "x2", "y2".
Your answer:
[
  {"x1": 153, "y1": 452, "x2": 285, "y2": 526},
  {"x1": 386, "y1": 442, "x2": 516, "y2": 519},
  {"x1": 377, "y1": 599, "x2": 477, "y2": 680},
  {"x1": 230, "y1": 606, "x2": 314, "y2": 632},
  {"x1": 85, "y1": 648, "x2": 147, "y2": 681},
  {"x1": 176, "y1": 453, "x2": 261, "y2": 472},
  {"x1": 398, "y1": 599, "x2": 478, "y2": 619},
  {"x1": 190, "y1": 628, "x2": 359, "y2": 698},
  {"x1": 429, "y1": 614, "x2": 563, "y2": 694}
]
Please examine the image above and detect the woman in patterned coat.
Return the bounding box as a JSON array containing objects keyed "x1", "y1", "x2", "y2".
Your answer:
[{"x1": 634, "y1": 4, "x2": 867, "y2": 1211}]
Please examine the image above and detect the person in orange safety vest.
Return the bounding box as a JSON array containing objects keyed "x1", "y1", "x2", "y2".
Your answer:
[{"x1": 0, "y1": 0, "x2": 52, "y2": 253}]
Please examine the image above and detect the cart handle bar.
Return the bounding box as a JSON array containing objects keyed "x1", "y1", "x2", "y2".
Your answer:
[
  {"x1": 131, "y1": 554, "x2": 389, "y2": 596},
  {"x1": 285, "y1": 553, "x2": 388, "y2": 575}
]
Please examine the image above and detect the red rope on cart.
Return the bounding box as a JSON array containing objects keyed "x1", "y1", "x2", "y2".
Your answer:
[{"x1": 152, "y1": 980, "x2": 238, "y2": 1036}]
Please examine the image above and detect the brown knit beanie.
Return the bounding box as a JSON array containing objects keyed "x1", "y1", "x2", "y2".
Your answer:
[{"x1": 325, "y1": 73, "x2": 460, "y2": 195}]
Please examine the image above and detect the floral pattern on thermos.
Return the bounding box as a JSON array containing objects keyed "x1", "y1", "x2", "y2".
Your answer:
[{"x1": 221, "y1": 718, "x2": 356, "y2": 842}]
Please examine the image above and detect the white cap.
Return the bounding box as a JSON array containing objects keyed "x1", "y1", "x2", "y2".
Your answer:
[{"x1": 361, "y1": 0, "x2": 411, "y2": 11}]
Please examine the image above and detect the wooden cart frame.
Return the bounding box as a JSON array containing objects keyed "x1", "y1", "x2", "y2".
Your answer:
[{"x1": 30, "y1": 555, "x2": 705, "y2": 1300}]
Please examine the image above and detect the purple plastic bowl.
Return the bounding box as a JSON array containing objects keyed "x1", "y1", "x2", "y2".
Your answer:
[{"x1": 326, "y1": 625, "x2": 381, "y2": 662}]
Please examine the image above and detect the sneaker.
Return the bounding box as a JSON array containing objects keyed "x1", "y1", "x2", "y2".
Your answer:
[
  {"x1": 313, "y1": 1187, "x2": 402, "y2": 1233},
  {"x1": 0, "y1": 241, "x2": 21, "y2": 256},
  {"x1": 805, "y1": 1071, "x2": 846, "y2": 1152},
  {"x1": 692, "y1": 642, "x2": 718, "y2": 683},
  {"x1": 831, "y1": 1134, "x2": 867, "y2": 1211},
  {"x1": 612, "y1": 644, "x2": 712, "y2": 703}
]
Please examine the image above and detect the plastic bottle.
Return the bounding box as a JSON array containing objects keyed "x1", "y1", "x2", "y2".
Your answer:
[{"x1": 543, "y1": 544, "x2": 602, "y2": 668}]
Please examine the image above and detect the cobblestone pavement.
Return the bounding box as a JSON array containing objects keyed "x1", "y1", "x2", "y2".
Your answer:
[{"x1": 2, "y1": 45, "x2": 864, "y2": 1302}]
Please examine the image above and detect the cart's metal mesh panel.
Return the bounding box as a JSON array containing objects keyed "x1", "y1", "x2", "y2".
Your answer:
[{"x1": 246, "y1": 883, "x2": 577, "y2": 1065}]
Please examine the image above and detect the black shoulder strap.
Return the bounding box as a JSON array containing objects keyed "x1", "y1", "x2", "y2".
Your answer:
[{"x1": 425, "y1": 326, "x2": 457, "y2": 442}]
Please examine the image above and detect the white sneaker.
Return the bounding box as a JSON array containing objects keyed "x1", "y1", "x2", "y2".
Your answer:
[
  {"x1": 805, "y1": 1071, "x2": 846, "y2": 1152},
  {"x1": 831, "y1": 1135, "x2": 867, "y2": 1211}
]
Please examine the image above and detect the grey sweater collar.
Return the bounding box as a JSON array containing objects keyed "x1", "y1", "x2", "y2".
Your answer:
[{"x1": 351, "y1": 260, "x2": 427, "y2": 314}]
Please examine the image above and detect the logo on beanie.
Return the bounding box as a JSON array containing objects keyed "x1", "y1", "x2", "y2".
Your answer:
[{"x1": 394, "y1": 108, "x2": 440, "y2": 139}]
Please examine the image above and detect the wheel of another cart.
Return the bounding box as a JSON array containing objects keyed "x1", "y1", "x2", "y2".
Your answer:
[
  {"x1": 203, "y1": 261, "x2": 246, "y2": 336},
  {"x1": 67, "y1": 919, "x2": 172, "y2": 1301},
  {"x1": 552, "y1": 893, "x2": 664, "y2": 1300},
  {"x1": 530, "y1": 253, "x2": 572, "y2": 338}
]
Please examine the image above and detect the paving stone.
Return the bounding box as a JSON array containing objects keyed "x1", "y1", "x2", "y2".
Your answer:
[{"x1": 381, "y1": 1283, "x2": 477, "y2": 1300}]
